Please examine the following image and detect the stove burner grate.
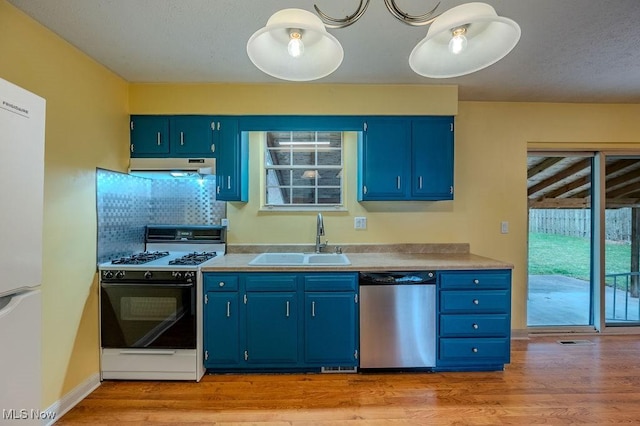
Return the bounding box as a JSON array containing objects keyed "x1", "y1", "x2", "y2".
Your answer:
[
  {"x1": 169, "y1": 251, "x2": 217, "y2": 265},
  {"x1": 111, "y1": 251, "x2": 170, "y2": 265}
]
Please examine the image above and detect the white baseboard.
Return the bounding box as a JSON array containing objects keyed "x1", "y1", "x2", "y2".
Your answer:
[{"x1": 43, "y1": 373, "x2": 100, "y2": 425}]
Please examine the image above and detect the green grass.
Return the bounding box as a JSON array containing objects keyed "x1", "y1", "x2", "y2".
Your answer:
[{"x1": 528, "y1": 232, "x2": 632, "y2": 281}]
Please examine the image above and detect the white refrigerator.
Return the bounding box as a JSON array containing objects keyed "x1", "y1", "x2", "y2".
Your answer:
[{"x1": 0, "y1": 78, "x2": 45, "y2": 424}]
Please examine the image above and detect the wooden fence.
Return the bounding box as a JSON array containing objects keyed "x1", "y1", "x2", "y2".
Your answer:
[{"x1": 529, "y1": 208, "x2": 632, "y2": 242}]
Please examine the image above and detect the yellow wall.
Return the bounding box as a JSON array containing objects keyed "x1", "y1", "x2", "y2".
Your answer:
[{"x1": 0, "y1": 0, "x2": 129, "y2": 409}]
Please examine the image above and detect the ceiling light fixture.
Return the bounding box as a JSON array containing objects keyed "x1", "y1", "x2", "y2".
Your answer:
[
  {"x1": 246, "y1": 8, "x2": 344, "y2": 81},
  {"x1": 247, "y1": 2, "x2": 520, "y2": 81},
  {"x1": 409, "y1": 2, "x2": 521, "y2": 78}
]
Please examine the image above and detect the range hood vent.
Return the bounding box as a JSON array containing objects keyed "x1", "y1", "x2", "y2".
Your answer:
[{"x1": 129, "y1": 157, "x2": 215, "y2": 179}]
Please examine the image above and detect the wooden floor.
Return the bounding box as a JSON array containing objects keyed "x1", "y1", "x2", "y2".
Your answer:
[{"x1": 58, "y1": 335, "x2": 640, "y2": 425}]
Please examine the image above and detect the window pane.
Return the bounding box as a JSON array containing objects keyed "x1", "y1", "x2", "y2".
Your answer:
[
  {"x1": 292, "y1": 188, "x2": 315, "y2": 204},
  {"x1": 318, "y1": 188, "x2": 341, "y2": 204},
  {"x1": 292, "y1": 151, "x2": 316, "y2": 166},
  {"x1": 317, "y1": 169, "x2": 342, "y2": 186},
  {"x1": 317, "y1": 150, "x2": 341, "y2": 166}
]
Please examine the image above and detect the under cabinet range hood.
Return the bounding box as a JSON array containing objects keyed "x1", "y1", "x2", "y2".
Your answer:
[{"x1": 129, "y1": 157, "x2": 215, "y2": 179}]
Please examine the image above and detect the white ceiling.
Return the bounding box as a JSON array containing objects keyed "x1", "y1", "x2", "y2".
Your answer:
[{"x1": 8, "y1": 0, "x2": 640, "y2": 103}]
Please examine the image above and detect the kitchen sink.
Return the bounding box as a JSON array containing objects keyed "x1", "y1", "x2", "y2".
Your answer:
[{"x1": 248, "y1": 252, "x2": 351, "y2": 266}]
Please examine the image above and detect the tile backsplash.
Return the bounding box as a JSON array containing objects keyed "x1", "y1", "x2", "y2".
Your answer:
[{"x1": 96, "y1": 169, "x2": 225, "y2": 263}]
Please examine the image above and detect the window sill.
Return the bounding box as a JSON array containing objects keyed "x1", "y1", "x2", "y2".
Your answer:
[{"x1": 259, "y1": 205, "x2": 347, "y2": 212}]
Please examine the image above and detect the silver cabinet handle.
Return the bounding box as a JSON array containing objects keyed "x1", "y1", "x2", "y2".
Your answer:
[
  {"x1": 157, "y1": 132, "x2": 161, "y2": 145},
  {"x1": 286, "y1": 301, "x2": 290, "y2": 317},
  {"x1": 211, "y1": 143, "x2": 215, "y2": 153},
  {"x1": 130, "y1": 144, "x2": 134, "y2": 153},
  {"x1": 180, "y1": 131, "x2": 184, "y2": 145},
  {"x1": 396, "y1": 176, "x2": 401, "y2": 189},
  {"x1": 219, "y1": 281, "x2": 225, "y2": 287},
  {"x1": 226, "y1": 301, "x2": 231, "y2": 318},
  {"x1": 473, "y1": 279, "x2": 480, "y2": 285},
  {"x1": 472, "y1": 323, "x2": 479, "y2": 329},
  {"x1": 472, "y1": 347, "x2": 478, "y2": 353},
  {"x1": 227, "y1": 176, "x2": 231, "y2": 189},
  {"x1": 419, "y1": 176, "x2": 423, "y2": 189},
  {"x1": 473, "y1": 299, "x2": 479, "y2": 305},
  {"x1": 312, "y1": 301, "x2": 316, "y2": 317}
]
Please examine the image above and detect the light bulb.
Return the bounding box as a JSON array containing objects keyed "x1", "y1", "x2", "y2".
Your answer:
[
  {"x1": 448, "y1": 27, "x2": 468, "y2": 55},
  {"x1": 287, "y1": 31, "x2": 304, "y2": 58}
]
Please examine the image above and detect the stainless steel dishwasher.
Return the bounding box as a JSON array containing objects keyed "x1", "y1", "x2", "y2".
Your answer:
[{"x1": 359, "y1": 271, "x2": 436, "y2": 369}]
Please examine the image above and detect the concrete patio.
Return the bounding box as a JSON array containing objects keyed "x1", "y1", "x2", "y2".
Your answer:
[{"x1": 528, "y1": 275, "x2": 640, "y2": 326}]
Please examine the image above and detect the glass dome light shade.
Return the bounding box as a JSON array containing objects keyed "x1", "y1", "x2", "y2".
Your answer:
[
  {"x1": 409, "y1": 2, "x2": 521, "y2": 78},
  {"x1": 247, "y1": 8, "x2": 344, "y2": 81}
]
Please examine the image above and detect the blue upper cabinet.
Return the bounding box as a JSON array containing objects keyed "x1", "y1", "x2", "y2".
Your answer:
[
  {"x1": 215, "y1": 118, "x2": 248, "y2": 202},
  {"x1": 130, "y1": 115, "x2": 216, "y2": 158},
  {"x1": 358, "y1": 116, "x2": 454, "y2": 201},
  {"x1": 170, "y1": 116, "x2": 216, "y2": 156},
  {"x1": 359, "y1": 118, "x2": 411, "y2": 200},
  {"x1": 411, "y1": 117, "x2": 454, "y2": 200},
  {"x1": 129, "y1": 115, "x2": 170, "y2": 156}
]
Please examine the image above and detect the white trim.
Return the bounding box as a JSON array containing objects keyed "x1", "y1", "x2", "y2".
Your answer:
[{"x1": 42, "y1": 373, "x2": 100, "y2": 425}]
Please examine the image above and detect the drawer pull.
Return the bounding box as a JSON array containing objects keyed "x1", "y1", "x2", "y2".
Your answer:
[
  {"x1": 473, "y1": 279, "x2": 480, "y2": 285},
  {"x1": 473, "y1": 299, "x2": 479, "y2": 305},
  {"x1": 226, "y1": 301, "x2": 231, "y2": 318},
  {"x1": 472, "y1": 347, "x2": 478, "y2": 353},
  {"x1": 219, "y1": 281, "x2": 225, "y2": 287},
  {"x1": 472, "y1": 323, "x2": 479, "y2": 329}
]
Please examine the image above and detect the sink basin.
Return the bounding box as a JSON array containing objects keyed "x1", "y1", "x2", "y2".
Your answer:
[
  {"x1": 306, "y1": 253, "x2": 351, "y2": 265},
  {"x1": 248, "y1": 252, "x2": 351, "y2": 266}
]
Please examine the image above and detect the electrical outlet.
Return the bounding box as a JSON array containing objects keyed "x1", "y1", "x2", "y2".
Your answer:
[
  {"x1": 221, "y1": 218, "x2": 229, "y2": 230},
  {"x1": 501, "y1": 221, "x2": 508, "y2": 234},
  {"x1": 354, "y1": 217, "x2": 367, "y2": 229}
]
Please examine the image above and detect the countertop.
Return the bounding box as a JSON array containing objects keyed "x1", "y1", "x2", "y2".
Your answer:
[{"x1": 201, "y1": 244, "x2": 513, "y2": 272}]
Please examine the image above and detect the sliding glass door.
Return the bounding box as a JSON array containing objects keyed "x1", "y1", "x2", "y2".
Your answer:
[{"x1": 527, "y1": 154, "x2": 594, "y2": 327}]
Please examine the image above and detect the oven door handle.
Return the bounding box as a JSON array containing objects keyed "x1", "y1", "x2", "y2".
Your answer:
[
  {"x1": 118, "y1": 349, "x2": 177, "y2": 356},
  {"x1": 101, "y1": 282, "x2": 194, "y2": 288}
]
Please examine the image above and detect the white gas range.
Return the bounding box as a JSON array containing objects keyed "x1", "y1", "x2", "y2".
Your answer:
[{"x1": 98, "y1": 224, "x2": 225, "y2": 381}]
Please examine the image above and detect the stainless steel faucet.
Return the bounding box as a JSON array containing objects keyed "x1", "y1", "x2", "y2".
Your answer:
[{"x1": 315, "y1": 213, "x2": 326, "y2": 253}]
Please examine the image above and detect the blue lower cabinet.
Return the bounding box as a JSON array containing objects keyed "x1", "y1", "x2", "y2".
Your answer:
[
  {"x1": 304, "y1": 292, "x2": 358, "y2": 366},
  {"x1": 202, "y1": 272, "x2": 359, "y2": 371},
  {"x1": 245, "y1": 292, "x2": 298, "y2": 364},
  {"x1": 436, "y1": 269, "x2": 512, "y2": 372},
  {"x1": 204, "y1": 291, "x2": 240, "y2": 367}
]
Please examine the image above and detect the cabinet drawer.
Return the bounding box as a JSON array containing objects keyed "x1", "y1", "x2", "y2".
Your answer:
[
  {"x1": 244, "y1": 274, "x2": 297, "y2": 291},
  {"x1": 439, "y1": 270, "x2": 511, "y2": 290},
  {"x1": 304, "y1": 273, "x2": 357, "y2": 292},
  {"x1": 439, "y1": 314, "x2": 510, "y2": 337},
  {"x1": 439, "y1": 338, "x2": 510, "y2": 362},
  {"x1": 203, "y1": 274, "x2": 239, "y2": 291},
  {"x1": 440, "y1": 290, "x2": 509, "y2": 313}
]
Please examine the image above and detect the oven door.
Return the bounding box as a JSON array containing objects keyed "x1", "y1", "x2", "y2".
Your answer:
[{"x1": 100, "y1": 281, "x2": 196, "y2": 349}]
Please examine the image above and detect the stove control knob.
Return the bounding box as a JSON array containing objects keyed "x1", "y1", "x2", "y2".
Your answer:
[
  {"x1": 172, "y1": 271, "x2": 183, "y2": 279},
  {"x1": 103, "y1": 270, "x2": 114, "y2": 279},
  {"x1": 184, "y1": 271, "x2": 195, "y2": 281},
  {"x1": 144, "y1": 271, "x2": 153, "y2": 280},
  {"x1": 115, "y1": 271, "x2": 125, "y2": 279}
]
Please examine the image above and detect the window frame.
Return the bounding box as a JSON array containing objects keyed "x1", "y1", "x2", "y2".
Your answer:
[{"x1": 262, "y1": 131, "x2": 344, "y2": 210}]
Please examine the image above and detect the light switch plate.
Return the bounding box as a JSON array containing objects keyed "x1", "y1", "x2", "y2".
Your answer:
[
  {"x1": 354, "y1": 217, "x2": 367, "y2": 229},
  {"x1": 501, "y1": 221, "x2": 508, "y2": 234},
  {"x1": 221, "y1": 218, "x2": 229, "y2": 230}
]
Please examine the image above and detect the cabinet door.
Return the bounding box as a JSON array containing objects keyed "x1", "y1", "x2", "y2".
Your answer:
[
  {"x1": 411, "y1": 117, "x2": 454, "y2": 200},
  {"x1": 130, "y1": 115, "x2": 170, "y2": 156},
  {"x1": 304, "y1": 292, "x2": 357, "y2": 365},
  {"x1": 204, "y1": 291, "x2": 240, "y2": 366},
  {"x1": 245, "y1": 292, "x2": 298, "y2": 364},
  {"x1": 171, "y1": 116, "x2": 215, "y2": 156},
  {"x1": 359, "y1": 118, "x2": 410, "y2": 200},
  {"x1": 216, "y1": 118, "x2": 247, "y2": 201}
]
